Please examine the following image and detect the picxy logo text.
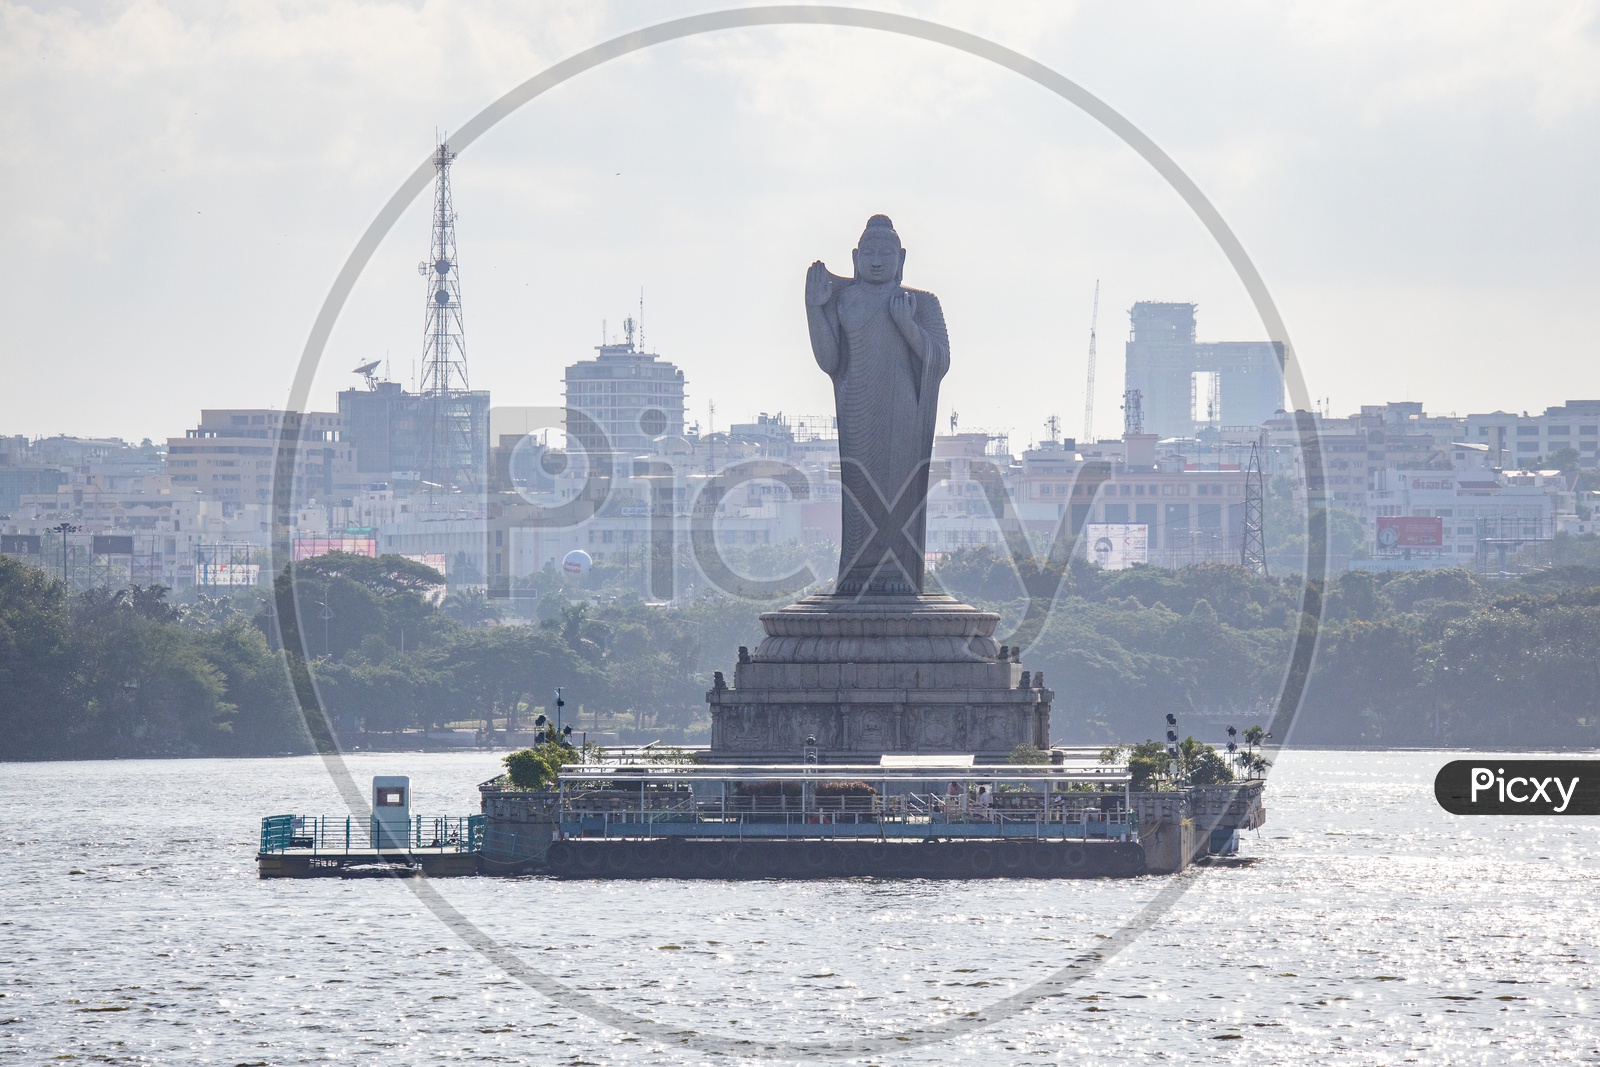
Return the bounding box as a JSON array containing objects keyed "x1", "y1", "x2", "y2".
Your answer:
[{"x1": 1435, "y1": 759, "x2": 1600, "y2": 816}]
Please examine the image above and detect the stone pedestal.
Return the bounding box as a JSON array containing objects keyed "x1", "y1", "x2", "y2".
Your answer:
[{"x1": 706, "y1": 594, "x2": 1051, "y2": 763}]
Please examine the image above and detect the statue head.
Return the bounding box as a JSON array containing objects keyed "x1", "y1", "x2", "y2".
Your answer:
[{"x1": 852, "y1": 214, "x2": 905, "y2": 286}]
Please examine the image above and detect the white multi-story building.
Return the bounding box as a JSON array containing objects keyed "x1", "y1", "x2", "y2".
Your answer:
[
  {"x1": 1366, "y1": 468, "x2": 1573, "y2": 567},
  {"x1": 563, "y1": 337, "x2": 687, "y2": 457},
  {"x1": 1466, "y1": 401, "x2": 1600, "y2": 470}
]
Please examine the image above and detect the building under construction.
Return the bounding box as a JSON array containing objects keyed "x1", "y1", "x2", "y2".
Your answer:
[{"x1": 1123, "y1": 302, "x2": 1284, "y2": 440}]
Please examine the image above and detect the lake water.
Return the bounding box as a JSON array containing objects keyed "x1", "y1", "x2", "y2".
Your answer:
[{"x1": 3, "y1": 749, "x2": 1598, "y2": 1065}]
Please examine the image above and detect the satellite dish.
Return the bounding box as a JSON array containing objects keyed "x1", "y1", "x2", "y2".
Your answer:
[
  {"x1": 353, "y1": 360, "x2": 381, "y2": 376},
  {"x1": 435, "y1": 289, "x2": 450, "y2": 306},
  {"x1": 435, "y1": 258, "x2": 451, "y2": 275},
  {"x1": 416, "y1": 261, "x2": 428, "y2": 276},
  {"x1": 562, "y1": 549, "x2": 592, "y2": 576},
  {"x1": 1165, "y1": 713, "x2": 1177, "y2": 726},
  {"x1": 1166, "y1": 730, "x2": 1178, "y2": 743}
]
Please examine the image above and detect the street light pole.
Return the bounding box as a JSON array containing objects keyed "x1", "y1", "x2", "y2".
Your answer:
[
  {"x1": 50, "y1": 522, "x2": 79, "y2": 585},
  {"x1": 318, "y1": 596, "x2": 334, "y2": 658}
]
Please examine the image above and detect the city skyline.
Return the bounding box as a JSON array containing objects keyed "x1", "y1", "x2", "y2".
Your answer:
[
  {"x1": 6, "y1": 11, "x2": 1600, "y2": 1061},
  {"x1": 4, "y1": 3, "x2": 1597, "y2": 444}
]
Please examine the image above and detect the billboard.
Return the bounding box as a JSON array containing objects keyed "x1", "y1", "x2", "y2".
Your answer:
[
  {"x1": 292, "y1": 537, "x2": 378, "y2": 561},
  {"x1": 1, "y1": 534, "x2": 41, "y2": 555},
  {"x1": 194, "y1": 563, "x2": 261, "y2": 587},
  {"x1": 400, "y1": 553, "x2": 449, "y2": 602},
  {"x1": 400, "y1": 552, "x2": 448, "y2": 575},
  {"x1": 1085, "y1": 523, "x2": 1149, "y2": 570},
  {"x1": 1377, "y1": 516, "x2": 1445, "y2": 551},
  {"x1": 92, "y1": 535, "x2": 134, "y2": 555}
]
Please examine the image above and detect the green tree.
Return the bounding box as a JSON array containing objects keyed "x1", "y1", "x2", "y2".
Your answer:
[
  {"x1": 1008, "y1": 742, "x2": 1051, "y2": 765},
  {"x1": 442, "y1": 587, "x2": 502, "y2": 628},
  {"x1": 0, "y1": 557, "x2": 76, "y2": 755},
  {"x1": 1109, "y1": 740, "x2": 1172, "y2": 791},
  {"x1": 502, "y1": 739, "x2": 587, "y2": 790},
  {"x1": 1301, "y1": 620, "x2": 1422, "y2": 743},
  {"x1": 1543, "y1": 446, "x2": 1581, "y2": 473},
  {"x1": 265, "y1": 552, "x2": 448, "y2": 662},
  {"x1": 1175, "y1": 736, "x2": 1235, "y2": 785},
  {"x1": 197, "y1": 618, "x2": 308, "y2": 755}
]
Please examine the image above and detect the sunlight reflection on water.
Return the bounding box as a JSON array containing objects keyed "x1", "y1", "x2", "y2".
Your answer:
[{"x1": 2, "y1": 749, "x2": 1597, "y2": 1064}]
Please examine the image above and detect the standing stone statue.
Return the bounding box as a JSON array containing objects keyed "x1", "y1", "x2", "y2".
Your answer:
[
  {"x1": 806, "y1": 214, "x2": 950, "y2": 595},
  {"x1": 704, "y1": 214, "x2": 1050, "y2": 764}
]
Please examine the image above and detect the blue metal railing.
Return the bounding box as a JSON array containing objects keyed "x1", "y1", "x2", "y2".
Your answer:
[
  {"x1": 258, "y1": 814, "x2": 483, "y2": 855},
  {"x1": 260, "y1": 814, "x2": 294, "y2": 853}
]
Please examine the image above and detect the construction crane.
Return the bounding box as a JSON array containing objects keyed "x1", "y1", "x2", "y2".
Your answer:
[{"x1": 1083, "y1": 280, "x2": 1100, "y2": 443}]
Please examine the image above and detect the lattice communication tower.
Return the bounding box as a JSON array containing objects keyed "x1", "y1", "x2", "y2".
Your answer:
[
  {"x1": 1122, "y1": 388, "x2": 1144, "y2": 435},
  {"x1": 1241, "y1": 433, "x2": 1267, "y2": 575},
  {"x1": 418, "y1": 140, "x2": 476, "y2": 494}
]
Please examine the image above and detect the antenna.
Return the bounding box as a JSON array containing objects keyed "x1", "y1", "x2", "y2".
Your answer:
[
  {"x1": 638, "y1": 287, "x2": 646, "y2": 354},
  {"x1": 1045, "y1": 414, "x2": 1061, "y2": 445},
  {"x1": 950, "y1": 410, "x2": 959, "y2": 434},
  {"x1": 420, "y1": 138, "x2": 466, "y2": 398},
  {"x1": 1083, "y1": 280, "x2": 1100, "y2": 442},
  {"x1": 417, "y1": 136, "x2": 477, "y2": 496}
]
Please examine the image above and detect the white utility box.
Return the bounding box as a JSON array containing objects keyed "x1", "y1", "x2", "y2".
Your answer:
[{"x1": 371, "y1": 775, "x2": 412, "y2": 850}]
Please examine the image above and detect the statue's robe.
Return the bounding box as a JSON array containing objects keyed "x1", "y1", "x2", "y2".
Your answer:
[{"x1": 817, "y1": 279, "x2": 950, "y2": 595}]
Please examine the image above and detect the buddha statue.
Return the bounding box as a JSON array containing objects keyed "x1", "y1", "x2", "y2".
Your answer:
[{"x1": 805, "y1": 215, "x2": 950, "y2": 595}]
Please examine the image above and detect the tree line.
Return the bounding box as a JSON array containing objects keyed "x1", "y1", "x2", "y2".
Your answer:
[
  {"x1": 0, "y1": 557, "x2": 305, "y2": 758},
  {"x1": 6, "y1": 537, "x2": 1600, "y2": 759},
  {"x1": 933, "y1": 541, "x2": 1600, "y2": 748}
]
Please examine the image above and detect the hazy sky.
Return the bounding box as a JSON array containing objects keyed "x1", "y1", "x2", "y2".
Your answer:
[{"x1": 3, "y1": 1, "x2": 1597, "y2": 445}]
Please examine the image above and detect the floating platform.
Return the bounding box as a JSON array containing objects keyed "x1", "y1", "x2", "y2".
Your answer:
[
  {"x1": 258, "y1": 760, "x2": 1266, "y2": 880},
  {"x1": 257, "y1": 851, "x2": 478, "y2": 879},
  {"x1": 257, "y1": 813, "x2": 483, "y2": 879},
  {"x1": 545, "y1": 836, "x2": 1146, "y2": 879}
]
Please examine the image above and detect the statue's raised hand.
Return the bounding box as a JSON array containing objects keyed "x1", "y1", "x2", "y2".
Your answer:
[
  {"x1": 805, "y1": 261, "x2": 835, "y2": 307},
  {"x1": 890, "y1": 290, "x2": 918, "y2": 336}
]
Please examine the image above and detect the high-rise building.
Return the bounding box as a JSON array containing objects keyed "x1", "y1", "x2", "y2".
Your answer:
[
  {"x1": 338, "y1": 380, "x2": 490, "y2": 490},
  {"x1": 563, "y1": 334, "x2": 686, "y2": 456},
  {"x1": 1123, "y1": 302, "x2": 1284, "y2": 439},
  {"x1": 166, "y1": 409, "x2": 356, "y2": 507}
]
